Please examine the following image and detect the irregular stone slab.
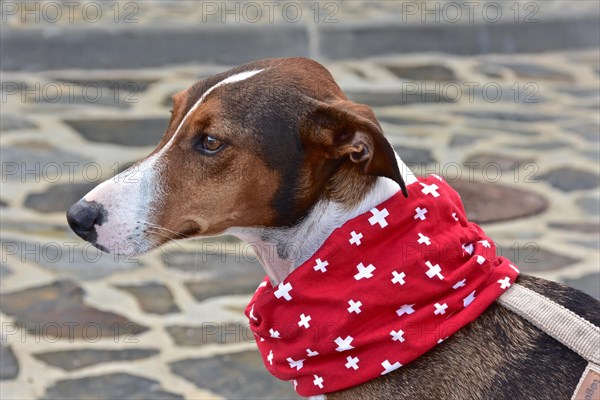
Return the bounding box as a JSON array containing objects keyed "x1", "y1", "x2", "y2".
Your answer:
[
  {"x1": 185, "y1": 276, "x2": 263, "y2": 303},
  {"x1": 0, "y1": 221, "x2": 70, "y2": 235},
  {"x1": 1, "y1": 236, "x2": 143, "y2": 280},
  {"x1": 0, "y1": 199, "x2": 7, "y2": 207},
  {"x1": 33, "y1": 348, "x2": 159, "y2": 371},
  {"x1": 449, "y1": 134, "x2": 486, "y2": 147},
  {"x1": 464, "y1": 153, "x2": 535, "y2": 171},
  {"x1": 392, "y1": 145, "x2": 436, "y2": 166},
  {"x1": 576, "y1": 197, "x2": 600, "y2": 215},
  {"x1": 537, "y1": 168, "x2": 600, "y2": 192},
  {"x1": 548, "y1": 222, "x2": 600, "y2": 234},
  {"x1": 556, "y1": 87, "x2": 600, "y2": 98},
  {"x1": 65, "y1": 118, "x2": 169, "y2": 147},
  {"x1": 24, "y1": 182, "x2": 97, "y2": 213},
  {"x1": 508, "y1": 141, "x2": 571, "y2": 150},
  {"x1": 166, "y1": 323, "x2": 253, "y2": 346},
  {"x1": 1, "y1": 142, "x2": 93, "y2": 182},
  {"x1": 170, "y1": 351, "x2": 298, "y2": 399},
  {"x1": 0, "y1": 345, "x2": 19, "y2": 380},
  {"x1": 42, "y1": 372, "x2": 183, "y2": 400},
  {"x1": 449, "y1": 180, "x2": 548, "y2": 224},
  {"x1": 473, "y1": 63, "x2": 506, "y2": 78},
  {"x1": 564, "y1": 273, "x2": 600, "y2": 300},
  {"x1": 383, "y1": 64, "x2": 456, "y2": 81},
  {"x1": 565, "y1": 123, "x2": 600, "y2": 143},
  {"x1": 568, "y1": 240, "x2": 599, "y2": 250},
  {"x1": 497, "y1": 246, "x2": 580, "y2": 272},
  {"x1": 51, "y1": 77, "x2": 157, "y2": 93},
  {"x1": 0, "y1": 263, "x2": 12, "y2": 278},
  {"x1": 347, "y1": 89, "x2": 456, "y2": 107},
  {"x1": 0, "y1": 115, "x2": 37, "y2": 131},
  {"x1": 114, "y1": 283, "x2": 180, "y2": 315},
  {"x1": 499, "y1": 62, "x2": 574, "y2": 81},
  {"x1": 456, "y1": 111, "x2": 565, "y2": 123},
  {"x1": 0, "y1": 280, "x2": 148, "y2": 340}
]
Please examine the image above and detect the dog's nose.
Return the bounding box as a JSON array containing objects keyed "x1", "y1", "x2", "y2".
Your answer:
[{"x1": 66, "y1": 200, "x2": 105, "y2": 241}]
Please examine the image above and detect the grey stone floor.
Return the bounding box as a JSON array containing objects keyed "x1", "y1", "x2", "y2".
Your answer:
[{"x1": 1, "y1": 4, "x2": 599, "y2": 396}]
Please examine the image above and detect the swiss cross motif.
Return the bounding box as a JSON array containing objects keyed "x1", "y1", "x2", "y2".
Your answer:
[
  {"x1": 246, "y1": 175, "x2": 520, "y2": 396},
  {"x1": 313, "y1": 374, "x2": 324, "y2": 389},
  {"x1": 414, "y1": 206, "x2": 428, "y2": 220},
  {"x1": 396, "y1": 303, "x2": 416, "y2": 317},
  {"x1": 298, "y1": 313, "x2": 311, "y2": 329},
  {"x1": 497, "y1": 276, "x2": 511, "y2": 289},
  {"x1": 345, "y1": 355, "x2": 359, "y2": 370},
  {"x1": 368, "y1": 207, "x2": 389, "y2": 228},
  {"x1": 425, "y1": 260, "x2": 444, "y2": 280},
  {"x1": 391, "y1": 271, "x2": 406, "y2": 285},
  {"x1": 390, "y1": 329, "x2": 405, "y2": 342},
  {"x1": 417, "y1": 232, "x2": 431, "y2": 245},
  {"x1": 274, "y1": 282, "x2": 293, "y2": 301},
  {"x1": 287, "y1": 357, "x2": 305, "y2": 370},
  {"x1": 420, "y1": 182, "x2": 440, "y2": 197},
  {"x1": 313, "y1": 258, "x2": 329, "y2": 273},
  {"x1": 381, "y1": 360, "x2": 402, "y2": 375},
  {"x1": 349, "y1": 231, "x2": 363, "y2": 246},
  {"x1": 354, "y1": 263, "x2": 375, "y2": 280},
  {"x1": 347, "y1": 299, "x2": 362, "y2": 314},
  {"x1": 334, "y1": 336, "x2": 355, "y2": 352},
  {"x1": 434, "y1": 302, "x2": 448, "y2": 315}
]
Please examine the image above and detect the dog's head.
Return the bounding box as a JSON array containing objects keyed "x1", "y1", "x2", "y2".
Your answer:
[{"x1": 67, "y1": 58, "x2": 406, "y2": 255}]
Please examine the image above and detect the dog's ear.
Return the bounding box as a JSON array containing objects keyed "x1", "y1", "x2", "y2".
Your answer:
[{"x1": 304, "y1": 99, "x2": 408, "y2": 197}]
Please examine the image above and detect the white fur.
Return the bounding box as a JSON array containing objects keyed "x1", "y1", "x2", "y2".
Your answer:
[{"x1": 83, "y1": 69, "x2": 265, "y2": 254}]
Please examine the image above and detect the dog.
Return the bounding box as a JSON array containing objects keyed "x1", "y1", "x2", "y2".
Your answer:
[{"x1": 67, "y1": 58, "x2": 600, "y2": 399}]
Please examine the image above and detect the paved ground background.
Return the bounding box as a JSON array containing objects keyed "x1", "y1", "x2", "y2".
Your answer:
[{"x1": 1, "y1": 1, "x2": 599, "y2": 399}]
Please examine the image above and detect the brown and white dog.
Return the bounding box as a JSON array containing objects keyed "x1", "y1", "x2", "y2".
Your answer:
[{"x1": 67, "y1": 58, "x2": 599, "y2": 399}]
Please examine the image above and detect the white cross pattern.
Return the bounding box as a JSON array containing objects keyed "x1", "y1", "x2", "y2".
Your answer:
[
  {"x1": 347, "y1": 299, "x2": 362, "y2": 314},
  {"x1": 313, "y1": 258, "x2": 329, "y2": 273},
  {"x1": 452, "y1": 278, "x2": 466, "y2": 289},
  {"x1": 417, "y1": 232, "x2": 431, "y2": 245},
  {"x1": 293, "y1": 380, "x2": 298, "y2": 391},
  {"x1": 345, "y1": 355, "x2": 359, "y2": 370},
  {"x1": 478, "y1": 239, "x2": 491, "y2": 248},
  {"x1": 434, "y1": 302, "x2": 448, "y2": 315},
  {"x1": 313, "y1": 374, "x2": 324, "y2": 389},
  {"x1": 425, "y1": 260, "x2": 444, "y2": 280},
  {"x1": 396, "y1": 303, "x2": 416, "y2": 317},
  {"x1": 269, "y1": 328, "x2": 280, "y2": 339},
  {"x1": 497, "y1": 276, "x2": 511, "y2": 289},
  {"x1": 298, "y1": 313, "x2": 311, "y2": 329},
  {"x1": 463, "y1": 290, "x2": 476, "y2": 307},
  {"x1": 509, "y1": 264, "x2": 520, "y2": 273},
  {"x1": 354, "y1": 262, "x2": 375, "y2": 280},
  {"x1": 476, "y1": 255, "x2": 486, "y2": 265},
  {"x1": 249, "y1": 304, "x2": 258, "y2": 321},
  {"x1": 287, "y1": 357, "x2": 305, "y2": 370},
  {"x1": 306, "y1": 348, "x2": 319, "y2": 357},
  {"x1": 390, "y1": 329, "x2": 405, "y2": 342},
  {"x1": 369, "y1": 207, "x2": 390, "y2": 228},
  {"x1": 349, "y1": 231, "x2": 363, "y2": 246},
  {"x1": 274, "y1": 282, "x2": 293, "y2": 301},
  {"x1": 391, "y1": 271, "x2": 406, "y2": 285},
  {"x1": 267, "y1": 350, "x2": 274, "y2": 365},
  {"x1": 334, "y1": 336, "x2": 355, "y2": 352},
  {"x1": 462, "y1": 243, "x2": 474, "y2": 255},
  {"x1": 420, "y1": 182, "x2": 440, "y2": 197},
  {"x1": 452, "y1": 212, "x2": 459, "y2": 221},
  {"x1": 432, "y1": 174, "x2": 444, "y2": 181},
  {"x1": 438, "y1": 336, "x2": 449, "y2": 344},
  {"x1": 381, "y1": 360, "x2": 402, "y2": 375},
  {"x1": 414, "y1": 207, "x2": 428, "y2": 221}
]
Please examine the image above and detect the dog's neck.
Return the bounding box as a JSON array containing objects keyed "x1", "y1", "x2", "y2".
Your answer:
[{"x1": 230, "y1": 155, "x2": 417, "y2": 285}]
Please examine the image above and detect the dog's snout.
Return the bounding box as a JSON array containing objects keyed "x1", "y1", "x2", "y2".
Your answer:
[{"x1": 66, "y1": 200, "x2": 106, "y2": 241}]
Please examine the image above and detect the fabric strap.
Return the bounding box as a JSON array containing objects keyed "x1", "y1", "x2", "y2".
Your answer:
[{"x1": 497, "y1": 283, "x2": 600, "y2": 365}]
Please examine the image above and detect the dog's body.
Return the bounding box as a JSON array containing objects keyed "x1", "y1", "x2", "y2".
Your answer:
[{"x1": 67, "y1": 58, "x2": 599, "y2": 399}]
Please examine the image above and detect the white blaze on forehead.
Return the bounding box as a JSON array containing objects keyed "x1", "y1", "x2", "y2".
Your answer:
[{"x1": 160, "y1": 68, "x2": 265, "y2": 156}]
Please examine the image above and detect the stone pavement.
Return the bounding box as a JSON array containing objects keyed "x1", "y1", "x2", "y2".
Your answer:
[{"x1": 1, "y1": 2, "x2": 600, "y2": 399}]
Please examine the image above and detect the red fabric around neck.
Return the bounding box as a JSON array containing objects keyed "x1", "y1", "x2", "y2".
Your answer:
[{"x1": 244, "y1": 175, "x2": 519, "y2": 396}]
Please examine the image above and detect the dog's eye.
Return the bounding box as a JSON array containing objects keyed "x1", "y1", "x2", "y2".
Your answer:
[{"x1": 195, "y1": 135, "x2": 225, "y2": 155}]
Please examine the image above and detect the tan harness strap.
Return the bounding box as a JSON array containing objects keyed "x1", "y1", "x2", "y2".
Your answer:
[{"x1": 497, "y1": 283, "x2": 600, "y2": 365}]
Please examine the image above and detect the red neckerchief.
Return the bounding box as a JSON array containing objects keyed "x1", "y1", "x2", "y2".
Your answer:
[{"x1": 245, "y1": 175, "x2": 519, "y2": 396}]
